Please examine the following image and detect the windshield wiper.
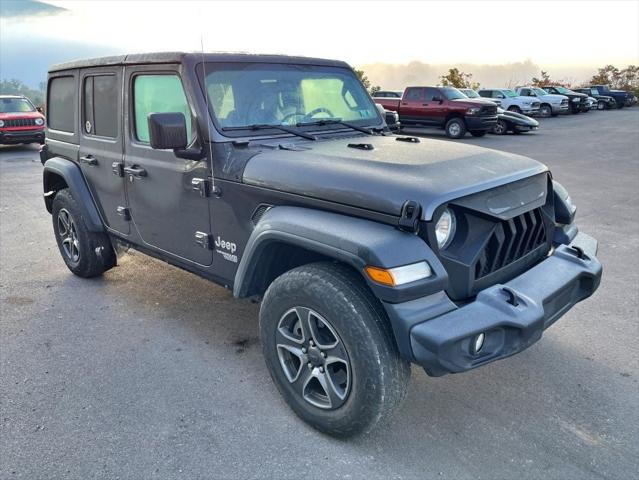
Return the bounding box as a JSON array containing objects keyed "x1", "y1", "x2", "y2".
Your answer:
[
  {"x1": 296, "y1": 118, "x2": 381, "y2": 135},
  {"x1": 222, "y1": 124, "x2": 316, "y2": 141}
]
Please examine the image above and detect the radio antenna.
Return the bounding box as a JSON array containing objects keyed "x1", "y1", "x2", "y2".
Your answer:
[{"x1": 200, "y1": 34, "x2": 217, "y2": 195}]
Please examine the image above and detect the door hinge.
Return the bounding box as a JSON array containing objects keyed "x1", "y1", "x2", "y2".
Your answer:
[
  {"x1": 116, "y1": 206, "x2": 131, "y2": 221},
  {"x1": 194, "y1": 231, "x2": 213, "y2": 249},
  {"x1": 112, "y1": 162, "x2": 124, "y2": 177},
  {"x1": 191, "y1": 178, "x2": 221, "y2": 198}
]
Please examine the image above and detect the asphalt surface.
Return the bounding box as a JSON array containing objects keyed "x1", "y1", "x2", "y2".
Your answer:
[{"x1": 1, "y1": 109, "x2": 638, "y2": 480}]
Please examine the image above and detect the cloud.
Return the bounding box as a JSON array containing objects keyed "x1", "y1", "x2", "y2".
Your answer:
[{"x1": 0, "y1": 0, "x2": 66, "y2": 19}]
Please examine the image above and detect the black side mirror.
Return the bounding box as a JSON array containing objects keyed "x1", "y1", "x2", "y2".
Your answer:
[
  {"x1": 36, "y1": 106, "x2": 44, "y2": 113},
  {"x1": 148, "y1": 112, "x2": 188, "y2": 150}
]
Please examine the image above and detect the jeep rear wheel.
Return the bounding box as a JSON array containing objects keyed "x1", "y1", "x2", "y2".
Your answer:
[
  {"x1": 259, "y1": 262, "x2": 410, "y2": 437},
  {"x1": 52, "y1": 189, "x2": 116, "y2": 278},
  {"x1": 445, "y1": 118, "x2": 466, "y2": 139}
]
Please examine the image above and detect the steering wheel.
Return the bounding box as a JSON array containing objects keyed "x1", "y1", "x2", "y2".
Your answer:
[
  {"x1": 303, "y1": 107, "x2": 335, "y2": 120},
  {"x1": 281, "y1": 107, "x2": 336, "y2": 125}
]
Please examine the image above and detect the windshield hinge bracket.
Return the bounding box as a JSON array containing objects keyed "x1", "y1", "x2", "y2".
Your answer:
[{"x1": 398, "y1": 200, "x2": 421, "y2": 233}]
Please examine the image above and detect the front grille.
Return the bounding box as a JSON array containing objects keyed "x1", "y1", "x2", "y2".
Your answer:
[
  {"x1": 473, "y1": 208, "x2": 547, "y2": 279},
  {"x1": 2, "y1": 118, "x2": 37, "y2": 127},
  {"x1": 561, "y1": 99, "x2": 568, "y2": 105},
  {"x1": 480, "y1": 105, "x2": 497, "y2": 115}
]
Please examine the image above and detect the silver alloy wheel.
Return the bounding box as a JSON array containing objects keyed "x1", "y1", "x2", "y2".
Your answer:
[
  {"x1": 493, "y1": 120, "x2": 507, "y2": 135},
  {"x1": 276, "y1": 307, "x2": 351, "y2": 409},
  {"x1": 598, "y1": 101, "x2": 606, "y2": 110},
  {"x1": 57, "y1": 208, "x2": 80, "y2": 263},
  {"x1": 540, "y1": 105, "x2": 552, "y2": 117},
  {"x1": 448, "y1": 122, "x2": 461, "y2": 137}
]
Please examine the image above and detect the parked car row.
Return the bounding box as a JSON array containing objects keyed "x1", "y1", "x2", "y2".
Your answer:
[{"x1": 373, "y1": 83, "x2": 637, "y2": 139}]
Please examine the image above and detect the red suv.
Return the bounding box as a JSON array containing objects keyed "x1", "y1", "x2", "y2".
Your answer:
[{"x1": 0, "y1": 95, "x2": 46, "y2": 145}]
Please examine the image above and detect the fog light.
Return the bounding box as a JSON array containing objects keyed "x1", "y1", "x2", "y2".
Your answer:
[{"x1": 472, "y1": 333, "x2": 485, "y2": 354}]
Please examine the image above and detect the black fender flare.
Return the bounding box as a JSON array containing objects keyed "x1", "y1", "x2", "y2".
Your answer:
[
  {"x1": 43, "y1": 157, "x2": 105, "y2": 232},
  {"x1": 233, "y1": 206, "x2": 448, "y2": 304}
]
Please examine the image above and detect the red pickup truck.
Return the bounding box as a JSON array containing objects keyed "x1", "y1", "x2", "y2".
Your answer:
[{"x1": 375, "y1": 86, "x2": 498, "y2": 139}]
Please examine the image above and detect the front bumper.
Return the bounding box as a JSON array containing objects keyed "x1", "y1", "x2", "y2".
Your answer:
[
  {"x1": 552, "y1": 104, "x2": 570, "y2": 114},
  {"x1": 0, "y1": 129, "x2": 45, "y2": 144},
  {"x1": 386, "y1": 231, "x2": 601, "y2": 376},
  {"x1": 465, "y1": 115, "x2": 498, "y2": 130}
]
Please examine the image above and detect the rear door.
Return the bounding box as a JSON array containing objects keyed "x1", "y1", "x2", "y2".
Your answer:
[
  {"x1": 400, "y1": 88, "x2": 426, "y2": 125},
  {"x1": 123, "y1": 64, "x2": 213, "y2": 266},
  {"x1": 79, "y1": 67, "x2": 129, "y2": 234}
]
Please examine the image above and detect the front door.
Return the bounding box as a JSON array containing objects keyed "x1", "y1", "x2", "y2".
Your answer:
[
  {"x1": 421, "y1": 87, "x2": 447, "y2": 126},
  {"x1": 123, "y1": 65, "x2": 213, "y2": 266},
  {"x1": 400, "y1": 87, "x2": 426, "y2": 125},
  {"x1": 78, "y1": 67, "x2": 129, "y2": 234}
]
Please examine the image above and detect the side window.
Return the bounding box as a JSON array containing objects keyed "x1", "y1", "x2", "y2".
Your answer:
[
  {"x1": 133, "y1": 74, "x2": 193, "y2": 144},
  {"x1": 478, "y1": 90, "x2": 490, "y2": 98},
  {"x1": 492, "y1": 91, "x2": 504, "y2": 99},
  {"x1": 423, "y1": 88, "x2": 439, "y2": 102},
  {"x1": 83, "y1": 75, "x2": 118, "y2": 137},
  {"x1": 520, "y1": 88, "x2": 530, "y2": 96},
  {"x1": 405, "y1": 88, "x2": 423, "y2": 101},
  {"x1": 591, "y1": 88, "x2": 598, "y2": 96},
  {"x1": 48, "y1": 76, "x2": 75, "y2": 132}
]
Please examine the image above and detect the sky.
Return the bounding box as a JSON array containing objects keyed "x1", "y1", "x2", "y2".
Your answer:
[{"x1": 2, "y1": 0, "x2": 638, "y2": 88}]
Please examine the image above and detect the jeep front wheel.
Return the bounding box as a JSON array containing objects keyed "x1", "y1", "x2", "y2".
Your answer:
[
  {"x1": 259, "y1": 262, "x2": 410, "y2": 437},
  {"x1": 52, "y1": 189, "x2": 116, "y2": 278},
  {"x1": 445, "y1": 118, "x2": 466, "y2": 139}
]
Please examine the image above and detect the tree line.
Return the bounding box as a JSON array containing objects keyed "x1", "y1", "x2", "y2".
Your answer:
[{"x1": 357, "y1": 65, "x2": 639, "y2": 96}]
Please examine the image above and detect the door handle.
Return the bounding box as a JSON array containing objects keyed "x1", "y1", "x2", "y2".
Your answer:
[
  {"x1": 401, "y1": 102, "x2": 408, "y2": 105},
  {"x1": 80, "y1": 155, "x2": 98, "y2": 166},
  {"x1": 422, "y1": 103, "x2": 429, "y2": 106},
  {"x1": 123, "y1": 165, "x2": 147, "y2": 178}
]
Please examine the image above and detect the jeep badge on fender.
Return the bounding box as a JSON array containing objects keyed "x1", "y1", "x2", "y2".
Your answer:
[{"x1": 41, "y1": 52, "x2": 602, "y2": 437}]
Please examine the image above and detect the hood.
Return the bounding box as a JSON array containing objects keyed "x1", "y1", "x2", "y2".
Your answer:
[
  {"x1": 242, "y1": 135, "x2": 547, "y2": 221},
  {"x1": 0, "y1": 111, "x2": 44, "y2": 120},
  {"x1": 450, "y1": 98, "x2": 498, "y2": 107},
  {"x1": 539, "y1": 93, "x2": 567, "y2": 102},
  {"x1": 500, "y1": 110, "x2": 539, "y2": 126}
]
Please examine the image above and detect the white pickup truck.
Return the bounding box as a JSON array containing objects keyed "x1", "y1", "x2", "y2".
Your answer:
[
  {"x1": 478, "y1": 88, "x2": 541, "y2": 116},
  {"x1": 515, "y1": 86, "x2": 570, "y2": 117}
]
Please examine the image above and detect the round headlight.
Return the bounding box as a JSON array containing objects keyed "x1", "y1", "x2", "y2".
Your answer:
[
  {"x1": 0, "y1": 120, "x2": 4, "y2": 127},
  {"x1": 35, "y1": 118, "x2": 44, "y2": 126},
  {"x1": 435, "y1": 209, "x2": 456, "y2": 249}
]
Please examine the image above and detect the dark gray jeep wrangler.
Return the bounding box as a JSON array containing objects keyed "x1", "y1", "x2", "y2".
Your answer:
[{"x1": 41, "y1": 52, "x2": 602, "y2": 437}]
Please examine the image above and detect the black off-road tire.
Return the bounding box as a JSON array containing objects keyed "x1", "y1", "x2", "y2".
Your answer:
[
  {"x1": 52, "y1": 189, "x2": 116, "y2": 278},
  {"x1": 444, "y1": 117, "x2": 466, "y2": 139},
  {"x1": 492, "y1": 119, "x2": 508, "y2": 135},
  {"x1": 470, "y1": 130, "x2": 487, "y2": 137},
  {"x1": 259, "y1": 262, "x2": 411, "y2": 437},
  {"x1": 507, "y1": 105, "x2": 522, "y2": 114}
]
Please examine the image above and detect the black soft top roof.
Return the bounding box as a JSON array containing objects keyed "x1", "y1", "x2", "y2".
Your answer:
[{"x1": 49, "y1": 51, "x2": 350, "y2": 72}]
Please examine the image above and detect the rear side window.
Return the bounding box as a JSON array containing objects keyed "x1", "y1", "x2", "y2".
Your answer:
[
  {"x1": 133, "y1": 74, "x2": 192, "y2": 143},
  {"x1": 48, "y1": 76, "x2": 75, "y2": 132},
  {"x1": 83, "y1": 75, "x2": 118, "y2": 138},
  {"x1": 405, "y1": 88, "x2": 423, "y2": 101},
  {"x1": 478, "y1": 90, "x2": 490, "y2": 98}
]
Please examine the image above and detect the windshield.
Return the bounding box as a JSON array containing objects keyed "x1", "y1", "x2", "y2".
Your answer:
[
  {"x1": 441, "y1": 87, "x2": 467, "y2": 100},
  {"x1": 503, "y1": 89, "x2": 518, "y2": 98},
  {"x1": 461, "y1": 89, "x2": 479, "y2": 98},
  {"x1": 0, "y1": 97, "x2": 35, "y2": 113},
  {"x1": 554, "y1": 86, "x2": 572, "y2": 94},
  {"x1": 200, "y1": 63, "x2": 380, "y2": 131},
  {"x1": 533, "y1": 88, "x2": 548, "y2": 96}
]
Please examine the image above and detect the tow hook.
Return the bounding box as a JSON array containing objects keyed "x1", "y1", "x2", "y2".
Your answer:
[
  {"x1": 502, "y1": 286, "x2": 520, "y2": 307},
  {"x1": 570, "y1": 245, "x2": 589, "y2": 260},
  {"x1": 398, "y1": 200, "x2": 421, "y2": 233}
]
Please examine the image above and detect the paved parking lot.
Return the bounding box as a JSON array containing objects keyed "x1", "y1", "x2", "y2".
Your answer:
[{"x1": 1, "y1": 109, "x2": 638, "y2": 479}]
